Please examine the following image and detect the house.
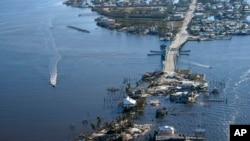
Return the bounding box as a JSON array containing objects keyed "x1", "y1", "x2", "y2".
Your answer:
[
  {"x1": 156, "y1": 126, "x2": 205, "y2": 140},
  {"x1": 97, "y1": 17, "x2": 115, "y2": 27},
  {"x1": 196, "y1": 3, "x2": 204, "y2": 12},
  {"x1": 102, "y1": 18, "x2": 115, "y2": 25},
  {"x1": 171, "y1": 13, "x2": 184, "y2": 21},
  {"x1": 155, "y1": 126, "x2": 176, "y2": 141},
  {"x1": 190, "y1": 25, "x2": 200, "y2": 34},
  {"x1": 123, "y1": 96, "x2": 136, "y2": 108},
  {"x1": 178, "y1": 0, "x2": 190, "y2": 7},
  {"x1": 194, "y1": 13, "x2": 205, "y2": 19},
  {"x1": 158, "y1": 126, "x2": 175, "y2": 135},
  {"x1": 216, "y1": 3, "x2": 224, "y2": 9},
  {"x1": 242, "y1": 4, "x2": 250, "y2": 13}
]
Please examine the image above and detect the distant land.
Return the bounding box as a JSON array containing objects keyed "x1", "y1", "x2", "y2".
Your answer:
[{"x1": 65, "y1": 0, "x2": 250, "y2": 41}]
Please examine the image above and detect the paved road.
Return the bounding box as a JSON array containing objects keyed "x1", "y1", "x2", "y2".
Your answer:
[{"x1": 163, "y1": 0, "x2": 197, "y2": 73}]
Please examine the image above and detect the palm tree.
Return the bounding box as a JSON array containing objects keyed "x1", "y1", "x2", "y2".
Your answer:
[
  {"x1": 90, "y1": 123, "x2": 96, "y2": 131},
  {"x1": 96, "y1": 116, "x2": 102, "y2": 129}
]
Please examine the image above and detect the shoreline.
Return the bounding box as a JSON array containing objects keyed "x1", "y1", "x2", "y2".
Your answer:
[
  {"x1": 62, "y1": 0, "x2": 248, "y2": 140},
  {"x1": 68, "y1": 0, "x2": 208, "y2": 140},
  {"x1": 64, "y1": 0, "x2": 250, "y2": 42}
]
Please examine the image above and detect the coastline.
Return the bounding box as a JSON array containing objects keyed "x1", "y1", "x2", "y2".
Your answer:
[
  {"x1": 2, "y1": 0, "x2": 250, "y2": 140},
  {"x1": 64, "y1": 0, "x2": 250, "y2": 41},
  {"x1": 65, "y1": 0, "x2": 208, "y2": 140},
  {"x1": 62, "y1": 0, "x2": 250, "y2": 140}
]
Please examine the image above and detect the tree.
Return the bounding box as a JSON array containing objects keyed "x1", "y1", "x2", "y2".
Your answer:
[
  {"x1": 96, "y1": 116, "x2": 102, "y2": 129},
  {"x1": 90, "y1": 123, "x2": 96, "y2": 130}
]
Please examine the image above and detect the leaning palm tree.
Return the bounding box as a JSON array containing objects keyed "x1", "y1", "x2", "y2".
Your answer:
[
  {"x1": 90, "y1": 123, "x2": 96, "y2": 131},
  {"x1": 96, "y1": 116, "x2": 102, "y2": 130}
]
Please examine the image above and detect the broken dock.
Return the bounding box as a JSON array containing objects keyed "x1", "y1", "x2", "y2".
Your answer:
[{"x1": 67, "y1": 25, "x2": 90, "y2": 33}]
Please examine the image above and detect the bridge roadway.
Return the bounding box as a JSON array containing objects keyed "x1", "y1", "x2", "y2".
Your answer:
[{"x1": 163, "y1": 0, "x2": 197, "y2": 73}]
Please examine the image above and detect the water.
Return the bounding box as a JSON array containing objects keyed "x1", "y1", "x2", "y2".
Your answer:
[
  {"x1": 169, "y1": 37, "x2": 250, "y2": 141},
  {"x1": 1, "y1": 0, "x2": 250, "y2": 141},
  {"x1": 0, "y1": 0, "x2": 161, "y2": 140},
  {"x1": 140, "y1": 37, "x2": 250, "y2": 141}
]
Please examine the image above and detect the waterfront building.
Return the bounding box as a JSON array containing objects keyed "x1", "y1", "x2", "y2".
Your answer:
[{"x1": 123, "y1": 96, "x2": 136, "y2": 108}]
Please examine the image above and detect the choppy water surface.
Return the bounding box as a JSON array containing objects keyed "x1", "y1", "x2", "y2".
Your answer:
[{"x1": 0, "y1": 0, "x2": 250, "y2": 141}]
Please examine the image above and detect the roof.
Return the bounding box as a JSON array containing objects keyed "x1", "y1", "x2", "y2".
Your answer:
[
  {"x1": 123, "y1": 96, "x2": 136, "y2": 106},
  {"x1": 158, "y1": 126, "x2": 175, "y2": 131}
]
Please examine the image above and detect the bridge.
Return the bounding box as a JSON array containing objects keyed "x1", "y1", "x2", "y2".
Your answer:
[{"x1": 163, "y1": 0, "x2": 197, "y2": 73}]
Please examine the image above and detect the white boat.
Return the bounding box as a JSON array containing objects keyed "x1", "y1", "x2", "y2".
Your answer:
[{"x1": 50, "y1": 73, "x2": 57, "y2": 87}]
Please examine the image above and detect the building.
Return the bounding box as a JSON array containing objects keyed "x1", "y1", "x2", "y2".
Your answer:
[
  {"x1": 97, "y1": 17, "x2": 115, "y2": 26},
  {"x1": 123, "y1": 96, "x2": 136, "y2": 108},
  {"x1": 171, "y1": 13, "x2": 184, "y2": 21}
]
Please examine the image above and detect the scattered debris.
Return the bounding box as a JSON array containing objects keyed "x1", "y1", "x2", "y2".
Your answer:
[{"x1": 149, "y1": 100, "x2": 161, "y2": 106}]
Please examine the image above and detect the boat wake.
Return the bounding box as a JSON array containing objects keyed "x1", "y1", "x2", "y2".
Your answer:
[
  {"x1": 232, "y1": 68, "x2": 250, "y2": 101},
  {"x1": 189, "y1": 61, "x2": 211, "y2": 68},
  {"x1": 235, "y1": 68, "x2": 250, "y2": 86},
  {"x1": 181, "y1": 59, "x2": 211, "y2": 68},
  {"x1": 228, "y1": 67, "x2": 250, "y2": 125},
  {"x1": 47, "y1": 17, "x2": 61, "y2": 87}
]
